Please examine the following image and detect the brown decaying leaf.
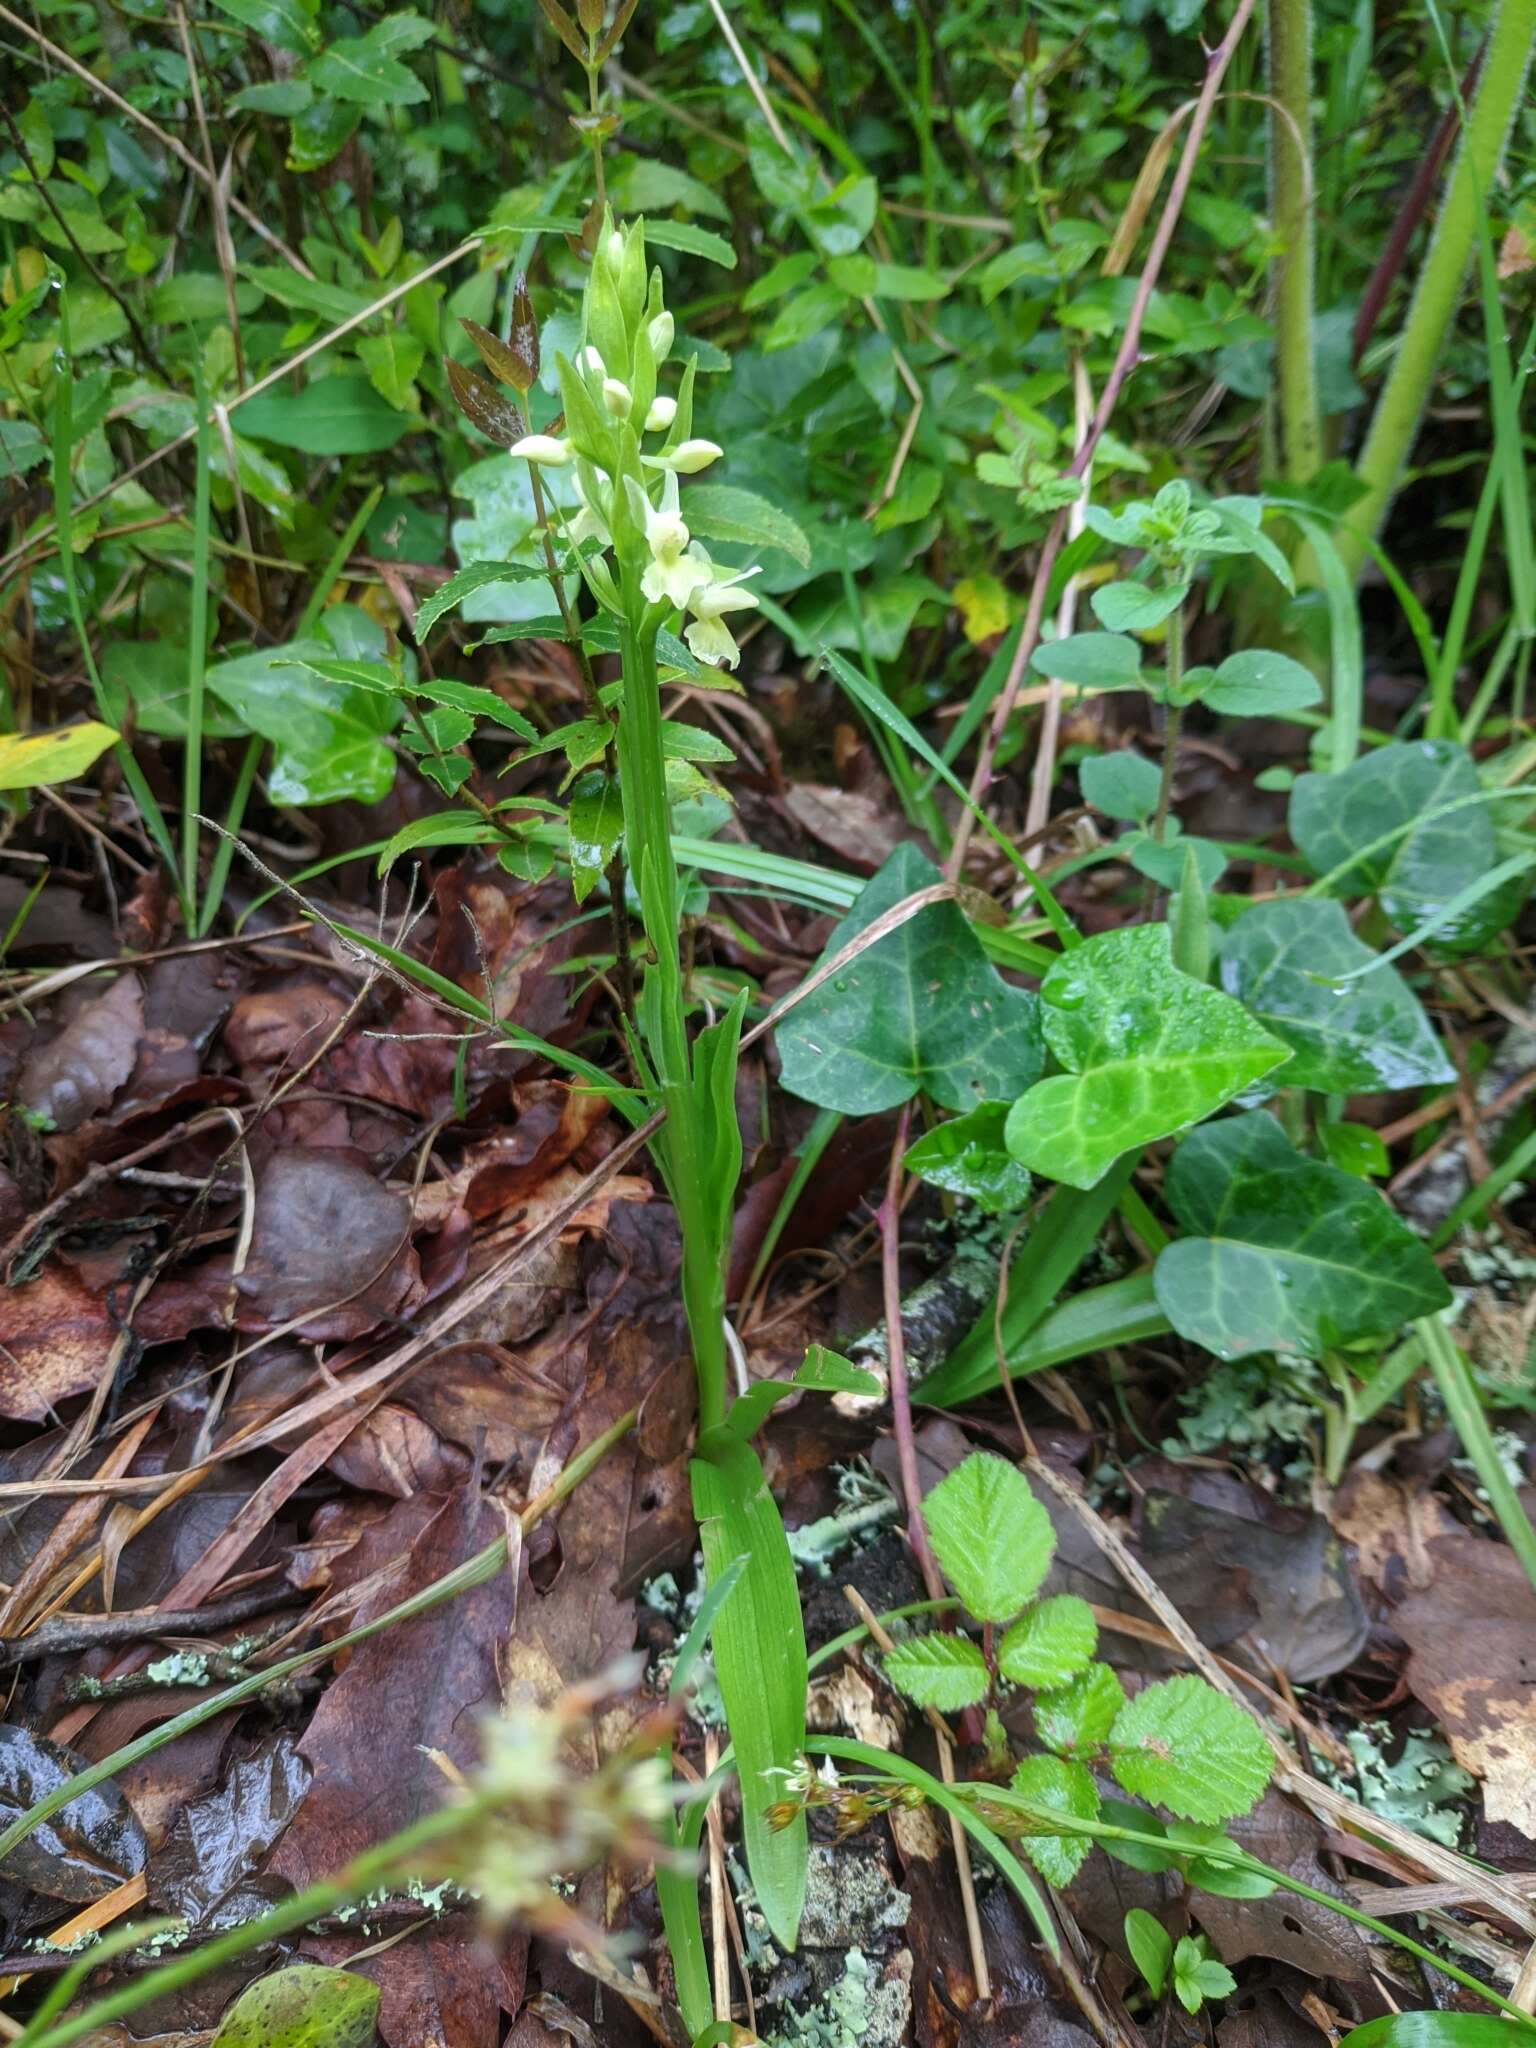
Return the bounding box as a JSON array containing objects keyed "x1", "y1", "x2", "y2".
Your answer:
[
  {"x1": 0, "y1": 1722, "x2": 147, "y2": 1903},
  {"x1": 1395, "y1": 1530, "x2": 1536, "y2": 1836},
  {"x1": 234, "y1": 1146, "x2": 421, "y2": 1340},
  {"x1": 0, "y1": 1260, "x2": 112, "y2": 1419},
  {"x1": 20, "y1": 971, "x2": 145, "y2": 1132}
]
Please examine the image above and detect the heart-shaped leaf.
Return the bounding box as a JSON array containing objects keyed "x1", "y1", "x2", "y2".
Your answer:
[
  {"x1": 1153, "y1": 1112, "x2": 1451, "y2": 1359},
  {"x1": 211, "y1": 1963, "x2": 379, "y2": 2048},
  {"x1": 1005, "y1": 925, "x2": 1290, "y2": 1189},
  {"x1": 775, "y1": 843, "x2": 1043, "y2": 1115},
  {"x1": 904, "y1": 1102, "x2": 1032, "y2": 1214},
  {"x1": 1217, "y1": 898, "x2": 1453, "y2": 1093},
  {"x1": 1289, "y1": 740, "x2": 1526, "y2": 955}
]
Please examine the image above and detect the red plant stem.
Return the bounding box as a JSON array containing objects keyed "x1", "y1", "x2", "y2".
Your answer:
[
  {"x1": 880, "y1": 1104, "x2": 945, "y2": 1600},
  {"x1": 944, "y1": 0, "x2": 1259, "y2": 884}
]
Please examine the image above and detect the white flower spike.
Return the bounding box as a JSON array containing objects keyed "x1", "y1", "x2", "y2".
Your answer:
[{"x1": 510, "y1": 433, "x2": 575, "y2": 466}]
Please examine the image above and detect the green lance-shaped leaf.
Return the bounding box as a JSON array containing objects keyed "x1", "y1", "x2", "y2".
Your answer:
[
  {"x1": 998, "y1": 1594, "x2": 1098, "y2": 1690},
  {"x1": 1005, "y1": 924, "x2": 1290, "y2": 1190},
  {"x1": 1124, "y1": 1907, "x2": 1173, "y2": 1997},
  {"x1": 1153, "y1": 1112, "x2": 1451, "y2": 1359},
  {"x1": 691, "y1": 1432, "x2": 808, "y2": 1949},
  {"x1": 1008, "y1": 1753, "x2": 1099, "y2": 1886},
  {"x1": 1109, "y1": 1674, "x2": 1273, "y2": 1823},
  {"x1": 1217, "y1": 898, "x2": 1453, "y2": 1094},
  {"x1": 775, "y1": 843, "x2": 1044, "y2": 1116},
  {"x1": 1289, "y1": 739, "x2": 1527, "y2": 955},
  {"x1": 921, "y1": 1453, "x2": 1055, "y2": 1624}
]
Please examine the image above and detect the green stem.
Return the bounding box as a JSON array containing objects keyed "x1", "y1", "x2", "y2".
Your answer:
[
  {"x1": 1153, "y1": 608, "x2": 1184, "y2": 842},
  {"x1": 1419, "y1": 1314, "x2": 1536, "y2": 1596},
  {"x1": 1321, "y1": 0, "x2": 1536, "y2": 581},
  {"x1": 1267, "y1": 0, "x2": 1321, "y2": 481}
]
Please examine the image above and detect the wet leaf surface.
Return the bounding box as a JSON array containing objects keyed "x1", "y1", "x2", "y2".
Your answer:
[{"x1": 0, "y1": 1724, "x2": 147, "y2": 1902}]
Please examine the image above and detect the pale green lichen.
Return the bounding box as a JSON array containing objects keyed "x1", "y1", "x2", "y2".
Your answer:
[{"x1": 1326, "y1": 1725, "x2": 1473, "y2": 1847}]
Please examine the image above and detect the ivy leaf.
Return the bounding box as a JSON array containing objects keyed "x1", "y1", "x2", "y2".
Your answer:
[
  {"x1": 921, "y1": 1454, "x2": 1054, "y2": 1624},
  {"x1": 1005, "y1": 925, "x2": 1290, "y2": 1190},
  {"x1": 883, "y1": 1633, "x2": 991, "y2": 1711},
  {"x1": 210, "y1": 1964, "x2": 379, "y2": 2047},
  {"x1": 1036, "y1": 1662, "x2": 1127, "y2": 1759},
  {"x1": 904, "y1": 1103, "x2": 1032, "y2": 1215},
  {"x1": 1153, "y1": 1113, "x2": 1451, "y2": 1360},
  {"x1": 1217, "y1": 898, "x2": 1453, "y2": 1094},
  {"x1": 1289, "y1": 740, "x2": 1526, "y2": 955},
  {"x1": 1009, "y1": 1754, "x2": 1099, "y2": 1886},
  {"x1": 998, "y1": 1596, "x2": 1098, "y2": 1690},
  {"x1": 1124, "y1": 1908, "x2": 1173, "y2": 1997},
  {"x1": 1109, "y1": 1675, "x2": 1273, "y2": 1822},
  {"x1": 1031, "y1": 631, "x2": 1142, "y2": 688},
  {"x1": 776, "y1": 843, "x2": 1044, "y2": 1116}
]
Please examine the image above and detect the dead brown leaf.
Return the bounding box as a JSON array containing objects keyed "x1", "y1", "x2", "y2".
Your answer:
[
  {"x1": 20, "y1": 972, "x2": 145, "y2": 1133},
  {"x1": 235, "y1": 1146, "x2": 421, "y2": 1340},
  {"x1": 0, "y1": 1261, "x2": 112, "y2": 1419}
]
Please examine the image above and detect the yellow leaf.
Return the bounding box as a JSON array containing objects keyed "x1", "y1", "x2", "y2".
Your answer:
[
  {"x1": 0, "y1": 722, "x2": 119, "y2": 792},
  {"x1": 953, "y1": 574, "x2": 1009, "y2": 644}
]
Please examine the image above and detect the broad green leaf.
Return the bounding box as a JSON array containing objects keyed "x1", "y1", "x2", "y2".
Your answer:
[
  {"x1": 681, "y1": 484, "x2": 810, "y2": 566},
  {"x1": 775, "y1": 843, "x2": 1044, "y2": 1116},
  {"x1": 904, "y1": 1102, "x2": 1033, "y2": 1215},
  {"x1": 1099, "y1": 1796, "x2": 1176, "y2": 1872},
  {"x1": 692, "y1": 1433, "x2": 807, "y2": 1949},
  {"x1": 725, "y1": 1344, "x2": 881, "y2": 1442},
  {"x1": 1341, "y1": 2019, "x2": 1522, "y2": 2048},
  {"x1": 240, "y1": 266, "x2": 373, "y2": 323},
  {"x1": 1031, "y1": 631, "x2": 1142, "y2": 687},
  {"x1": 1200, "y1": 648, "x2": 1321, "y2": 718},
  {"x1": 210, "y1": 1964, "x2": 378, "y2": 2048},
  {"x1": 1289, "y1": 740, "x2": 1525, "y2": 954},
  {"x1": 356, "y1": 328, "x2": 425, "y2": 412},
  {"x1": 567, "y1": 772, "x2": 623, "y2": 904},
  {"x1": 883, "y1": 1632, "x2": 990, "y2": 1711},
  {"x1": 1009, "y1": 1754, "x2": 1099, "y2": 1886},
  {"x1": 1109, "y1": 1674, "x2": 1273, "y2": 1822},
  {"x1": 1080, "y1": 751, "x2": 1161, "y2": 823},
  {"x1": 1125, "y1": 829, "x2": 1227, "y2": 892},
  {"x1": 208, "y1": 0, "x2": 318, "y2": 51},
  {"x1": 207, "y1": 632, "x2": 400, "y2": 806},
  {"x1": 308, "y1": 19, "x2": 430, "y2": 104},
  {"x1": 642, "y1": 218, "x2": 737, "y2": 268},
  {"x1": 922, "y1": 1453, "x2": 1054, "y2": 1624},
  {"x1": 1217, "y1": 898, "x2": 1452, "y2": 1094},
  {"x1": 998, "y1": 1596, "x2": 1097, "y2": 1691},
  {"x1": 1035, "y1": 1662, "x2": 1127, "y2": 1758},
  {"x1": 0, "y1": 418, "x2": 46, "y2": 477},
  {"x1": 415, "y1": 561, "x2": 553, "y2": 641},
  {"x1": 102, "y1": 642, "x2": 247, "y2": 741},
  {"x1": 1006, "y1": 925, "x2": 1290, "y2": 1190},
  {"x1": 1090, "y1": 580, "x2": 1187, "y2": 632},
  {"x1": 1125, "y1": 1908, "x2": 1173, "y2": 1997},
  {"x1": 1153, "y1": 1113, "x2": 1451, "y2": 1359},
  {"x1": 236, "y1": 375, "x2": 412, "y2": 455},
  {"x1": 1317, "y1": 1120, "x2": 1389, "y2": 1178},
  {"x1": 0, "y1": 722, "x2": 118, "y2": 791}
]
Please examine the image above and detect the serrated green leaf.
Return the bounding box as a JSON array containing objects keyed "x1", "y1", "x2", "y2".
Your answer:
[
  {"x1": 776, "y1": 844, "x2": 1044, "y2": 1116},
  {"x1": 1153, "y1": 1112, "x2": 1451, "y2": 1360},
  {"x1": 643, "y1": 218, "x2": 737, "y2": 268},
  {"x1": 1009, "y1": 1754, "x2": 1099, "y2": 1886},
  {"x1": 1124, "y1": 1907, "x2": 1173, "y2": 1997},
  {"x1": 681, "y1": 483, "x2": 810, "y2": 566},
  {"x1": 922, "y1": 1453, "x2": 1054, "y2": 1624},
  {"x1": 210, "y1": 1964, "x2": 378, "y2": 2048},
  {"x1": 1031, "y1": 631, "x2": 1142, "y2": 687},
  {"x1": 904, "y1": 1102, "x2": 1033, "y2": 1215},
  {"x1": 1217, "y1": 898, "x2": 1452, "y2": 1094},
  {"x1": 1289, "y1": 740, "x2": 1526, "y2": 955},
  {"x1": 1109, "y1": 1674, "x2": 1272, "y2": 1822},
  {"x1": 567, "y1": 771, "x2": 622, "y2": 905},
  {"x1": 415, "y1": 562, "x2": 553, "y2": 641},
  {"x1": 998, "y1": 1596, "x2": 1097, "y2": 1690},
  {"x1": 1035, "y1": 1661, "x2": 1126, "y2": 1758},
  {"x1": 883, "y1": 1632, "x2": 991, "y2": 1711},
  {"x1": 1005, "y1": 925, "x2": 1290, "y2": 1190}
]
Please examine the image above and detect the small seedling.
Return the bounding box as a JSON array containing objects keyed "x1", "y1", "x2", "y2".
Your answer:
[{"x1": 1124, "y1": 1911, "x2": 1237, "y2": 2014}]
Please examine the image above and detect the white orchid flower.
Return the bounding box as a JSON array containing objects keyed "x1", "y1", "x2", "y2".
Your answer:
[
  {"x1": 683, "y1": 552, "x2": 760, "y2": 668},
  {"x1": 629, "y1": 473, "x2": 711, "y2": 609},
  {"x1": 643, "y1": 438, "x2": 723, "y2": 476},
  {"x1": 509, "y1": 433, "x2": 575, "y2": 466},
  {"x1": 644, "y1": 395, "x2": 677, "y2": 432},
  {"x1": 568, "y1": 467, "x2": 612, "y2": 549}
]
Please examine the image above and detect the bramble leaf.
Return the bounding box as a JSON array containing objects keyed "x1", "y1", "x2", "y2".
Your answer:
[
  {"x1": 998, "y1": 1596, "x2": 1098, "y2": 1690},
  {"x1": 1109, "y1": 1675, "x2": 1272, "y2": 1822},
  {"x1": 1035, "y1": 1661, "x2": 1126, "y2": 1758},
  {"x1": 922, "y1": 1454, "x2": 1054, "y2": 1624},
  {"x1": 1009, "y1": 1754, "x2": 1099, "y2": 1886},
  {"x1": 883, "y1": 1633, "x2": 990, "y2": 1711}
]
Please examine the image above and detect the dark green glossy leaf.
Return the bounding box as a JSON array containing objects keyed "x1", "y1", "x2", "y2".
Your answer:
[
  {"x1": 566, "y1": 771, "x2": 622, "y2": 904},
  {"x1": 1289, "y1": 740, "x2": 1525, "y2": 955},
  {"x1": 1341, "y1": 2018, "x2": 1524, "y2": 2048},
  {"x1": 1218, "y1": 898, "x2": 1452, "y2": 1093},
  {"x1": 776, "y1": 843, "x2": 1044, "y2": 1116},
  {"x1": 904, "y1": 1102, "x2": 1032, "y2": 1214},
  {"x1": 1153, "y1": 1112, "x2": 1451, "y2": 1359},
  {"x1": 1005, "y1": 925, "x2": 1289, "y2": 1190},
  {"x1": 207, "y1": 632, "x2": 400, "y2": 806}
]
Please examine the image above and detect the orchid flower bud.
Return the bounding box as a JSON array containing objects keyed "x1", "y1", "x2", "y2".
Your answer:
[
  {"x1": 646, "y1": 438, "x2": 722, "y2": 475},
  {"x1": 602, "y1": 377, "x2": 633, "y2": 418},
  {"x1": 644, "y1": 396, "x2": 677, "y2": 432},
  {"x1": 509, "y1": 433, "x2": 575, "y2": 466},
  {"x1": 647, "y1": 311, "x2": 674, "y2": 360}
]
